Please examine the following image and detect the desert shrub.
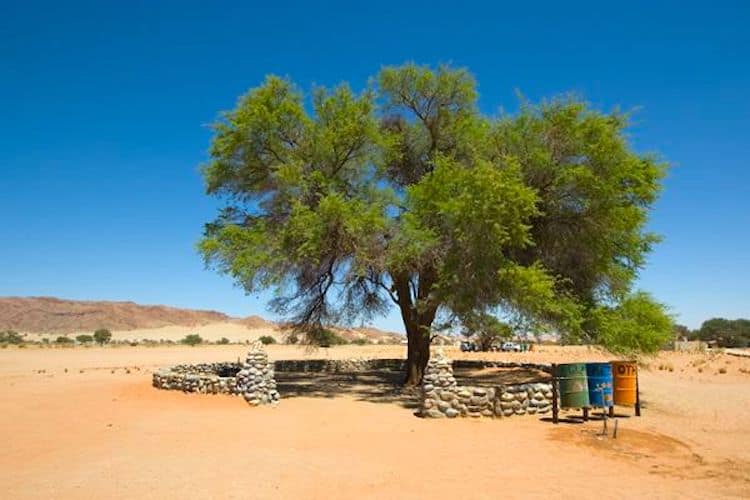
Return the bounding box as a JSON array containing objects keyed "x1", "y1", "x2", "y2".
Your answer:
[
  {"x1": 351, "y1": 338, "x2": 370, "y2": 345},
  {"x1": 218, "y1": 337, "x2": 230, "y2": 345},
  {"x1": 259, "y1": 335, "x2": 276, "y2": 345},
  {"x1": 286, "y1": 333, "x2": 299, "y2": 345},
  {"x1": 309, "y1": 328, "x2": 348, "y2": 346},
  {"x1": 718, "y1": 367, "x2": 727, "y2": 374},
  {"x1": 76, "y1": 334, "x2": 94, "y2": 344},
  {"x1": 55, "y1": 336, "x2": 74, "y2": 344},
  {"x1": 181, "y1": 334, "x2": 203, "y2": 346},
  {"x1": 0, "y1": 330, "x2": 24, "y2": 344},
  {"x1": 93, "y1": 328, "x2": 112, "y2": 345}
]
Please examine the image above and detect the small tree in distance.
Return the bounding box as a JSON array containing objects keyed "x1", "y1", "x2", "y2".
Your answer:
[
  {"x1": 76, "y1": 334, "x2": 94, "y2": 344},
  {"x1": 93, "y1": 328, "x2": 112, "y2": 345},
  {"x1": 181, "y1": 334, "x2": 203, "y2": 346},
  {"x1": 0, "y1": 330, "x2": 24, "y2": 344},
  {"x1": 461, "y1": 313, "x2": 513, "y2": 351},
  {"x1": 259, "y1": 335, "x2": 276, "y2": 345}
]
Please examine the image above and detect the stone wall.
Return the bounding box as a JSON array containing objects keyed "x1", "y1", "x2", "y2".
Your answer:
[
  {"x1": 273, "y1": 358, "x2": 405, "y2": 373},
  {"x1": 420, "y1": 352, "x2": 554, "y2": 419},
  {"x1": 152, "y1": 343, "x2": 279, "y2": 405},
  {"x1": 153, "y1": 350, "x2": 555, "y2": 417},
  {"x1": 152, "y1": 362, "x2": 242, "y2": 395},
  {"x1": 152, "y1": 357, "x2": 405, "y2": 397}
]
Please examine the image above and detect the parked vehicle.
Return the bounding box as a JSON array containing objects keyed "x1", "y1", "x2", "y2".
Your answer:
[
  {"x1": 460, "y1": 341, "x2": 478, "y2": 352},
  {"x1": 501, "y1": 341, "x2": 521, "y2": 352}
]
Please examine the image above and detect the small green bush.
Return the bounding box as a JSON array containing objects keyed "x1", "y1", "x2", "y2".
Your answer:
[
  {"x1": 218, "y1": 337, "x2": 230, "y2": 345},
  {"x1": 55, "y1": 336, "x2": 74, "y2": 344},
  {"x1": 0, "y1": 330, "x2": 24, "y2": 344},
  {"x1": 93, "y1": 328, "x2": 112, "y2": 345},
  {"x1": 311, "y1": 329, "x2": 348, "y2": 347},
  {"x1": 76, "y1": 334, "x2": 94, "y2": 344},
  {"x1": 286, "y1": 333, "x2": 299, "y2": 344},
  {"x1": 259, "y1": 335, "x2": 276, "y2": 345},
  {"x1": 181, "y1": 334, "x2": 203, "y2": 346},
  {"x1": 351, "y1": 338, "x2": 370, "y2": 345}
]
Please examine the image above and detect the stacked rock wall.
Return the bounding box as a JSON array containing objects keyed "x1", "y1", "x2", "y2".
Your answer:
[
  {"x1": 152, "y1": 362, "x2": 242, "y2": 395},
  {"x1": 152, "y1": 345, "x2": 279, "y2": 406},
  {"x1": 420, "y1": 353, "x2": 554, "y2": 419},
  {"x1": 273, "y1": 358, "x2": 405, "y2": 373}
]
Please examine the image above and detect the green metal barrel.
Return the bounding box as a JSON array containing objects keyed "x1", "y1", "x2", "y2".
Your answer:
[{"x1": 556, "y1": 363, "x2": 590, "y2": 408}]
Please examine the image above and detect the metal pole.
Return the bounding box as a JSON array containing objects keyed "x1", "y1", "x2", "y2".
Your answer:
[
  {"x1": 635, "y1": 364, "x2": 641, "y2": 417},
  {"x1": 551, "y1": 363, "x2": 559, "y2": 424}
]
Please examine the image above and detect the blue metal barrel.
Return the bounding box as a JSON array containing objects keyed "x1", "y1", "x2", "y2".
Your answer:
[{"x1": 586, "y1": 362, "x2": 614, "y2": 407}]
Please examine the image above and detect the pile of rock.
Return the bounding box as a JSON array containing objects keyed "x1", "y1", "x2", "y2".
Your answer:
[
  {"x1": 235, "y1": 343, "x2": 280, "y2": 406},
  {"x1": 421, "y1": 350, "x2": 459, "y2": 418}
]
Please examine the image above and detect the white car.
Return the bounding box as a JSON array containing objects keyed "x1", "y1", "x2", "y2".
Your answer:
[{"x1": 501, "y1": 341, "x2": 521, "y2": 352}]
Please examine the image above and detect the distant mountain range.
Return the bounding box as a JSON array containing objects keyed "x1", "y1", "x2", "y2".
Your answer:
[{"x1": 0, "y1": 296, "x2": 403, "y2": 342}]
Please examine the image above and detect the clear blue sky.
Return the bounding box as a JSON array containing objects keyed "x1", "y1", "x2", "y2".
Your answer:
[{"x1": 1, "y1": 1, "x2": 748, "y2": 331}]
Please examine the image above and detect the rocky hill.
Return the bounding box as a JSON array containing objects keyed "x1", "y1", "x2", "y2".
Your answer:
[
  {"x1": 0, "y1": 297, "x2": 231, "y2": 334},
  {"x1": 0, "y1": 297, "x2": 404, "y2": 343}
]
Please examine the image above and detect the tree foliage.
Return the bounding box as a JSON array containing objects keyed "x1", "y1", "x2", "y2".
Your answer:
[
  {"x1": 199, "y1": 64, "x2": 669, "y2": 383},
  {"x1": 590, "y1": 291, "x2": 674, "y2": 354},
  {"x1": 93, "y1": 328, "x2": 112, "y2": 345},
  {"x1": 76, "y1": 334, "x2": 94, "y2": 344},
  {"x1": 0, "y1": 330, "x2": 24, "y2": 344},
  {"x1": 181, "y1": 334, "x2": 203, "y2": 346},
  {"x1": 693, "y1": 318, "x2": 750, "y2": 348},
  {"x1": 461, "y1": 313, "x2": 512, "y2": 351}
]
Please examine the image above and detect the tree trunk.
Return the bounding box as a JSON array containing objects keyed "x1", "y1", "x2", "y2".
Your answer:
[
  {"x1": 393, "y1": 272, "x2": 437, "y2": 387},
  {"x1": 403, "y1": 317, "x2": 432, "y2": 386}
]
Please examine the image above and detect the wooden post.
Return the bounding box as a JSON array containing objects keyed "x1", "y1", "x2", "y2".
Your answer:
[
  {"x1": 551, "y1": 363, "x2": 559, "y2": 424},
  {"x1": 582, "y1": 407, "x2": 589, "y2": 422},
  {"x1": 608, "y1": 406, "x2": 615, "y2": 418},
  {"x1": 635, "y1": 367, "x2": 641, "y2": 417}
]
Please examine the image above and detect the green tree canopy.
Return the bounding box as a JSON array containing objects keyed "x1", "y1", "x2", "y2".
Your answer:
[
  {"x1": 200, "y1": 63, "x2": 670, "y2": 384},
  {"x1": 694, "y1": 318, "x2": 750, "y2": 348},
  {"x1": 461, "y1": 312, "x2": 513, "y2": 351},
  {"x1": 181, "y1": 334, "x2": 203, "y2": 346},
  {"x1": 93, "y1": 328, "x2": 112, "y2": 345}
]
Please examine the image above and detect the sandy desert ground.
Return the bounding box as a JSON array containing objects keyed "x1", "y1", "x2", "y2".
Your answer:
[{"x1": 1, "y1": 343, "x2": 749, "y2": 499}]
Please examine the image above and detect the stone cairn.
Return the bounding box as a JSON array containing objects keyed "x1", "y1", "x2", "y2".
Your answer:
[
  {"x1": 235, "y1": 341, "x2": 280, "y2": 406},
  {"x1": 420, "y1": 350, "x2": 460, "y2": 418}
]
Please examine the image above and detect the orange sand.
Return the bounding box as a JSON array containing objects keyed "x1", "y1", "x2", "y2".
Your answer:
[{"x1": 1, "y1": 344, "x2": 749, "y2": 499}]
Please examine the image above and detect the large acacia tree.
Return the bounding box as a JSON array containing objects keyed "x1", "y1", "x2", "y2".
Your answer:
[{"x1": 199, "y1": 64, "x2": 669, "y2": 385}]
